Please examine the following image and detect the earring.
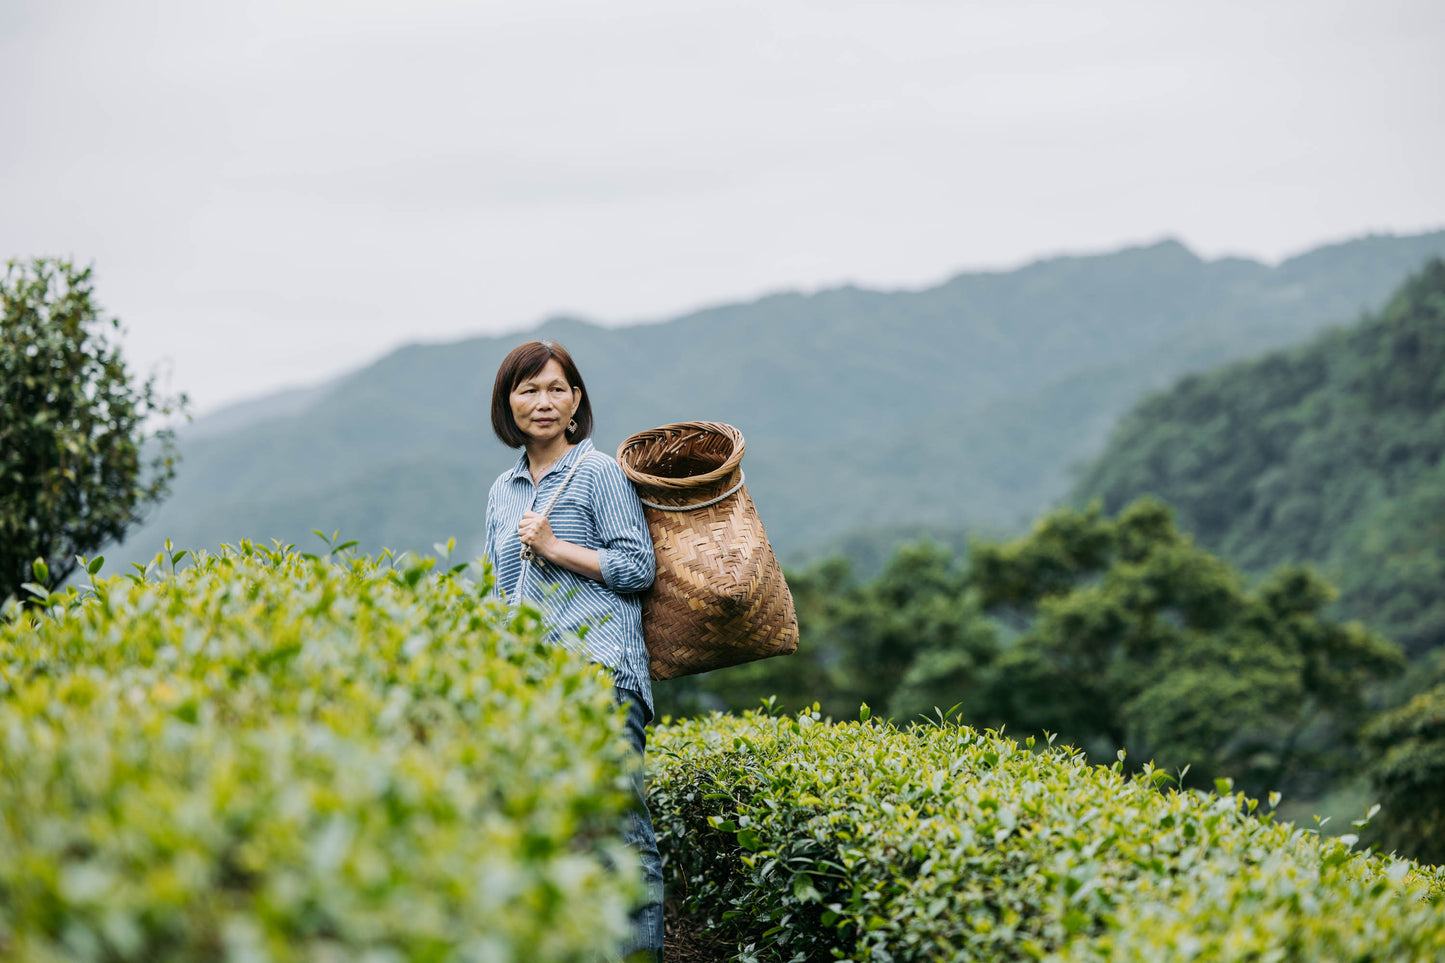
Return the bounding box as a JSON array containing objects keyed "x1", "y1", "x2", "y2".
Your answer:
[{"x1": 567, "y1": 419, "x2": 577, "y2": 434}]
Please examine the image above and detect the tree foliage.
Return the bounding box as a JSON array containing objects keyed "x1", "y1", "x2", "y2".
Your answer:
[
  {"x1": 1365, "y1": 653, "x2": 1445, "y2": 864},
  {"x1": 825, "y1": 542, "x2": 993, "y2": 722},
  {"x1": 0, "y1": 258, "x2": 185, "y2": 600},
  {"x1": 966, "y1": 499, "x2": 1405, "y2": 796}
]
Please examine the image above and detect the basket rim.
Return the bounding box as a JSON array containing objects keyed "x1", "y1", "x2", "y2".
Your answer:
[{"x1": 616, "y1": 421, "x2": 745, "y2": 492}]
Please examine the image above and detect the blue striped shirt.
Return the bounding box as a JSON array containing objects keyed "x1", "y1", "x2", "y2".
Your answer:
[{"x1": 483, "y1": 438, "x2": 656, "y2": 717}]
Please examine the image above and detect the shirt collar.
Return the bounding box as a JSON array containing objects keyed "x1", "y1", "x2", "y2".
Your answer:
[{"x1": 507, "y1": 437, "x2": 595, "y2": 484}]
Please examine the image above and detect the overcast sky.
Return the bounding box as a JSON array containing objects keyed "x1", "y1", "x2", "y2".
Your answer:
[{"x1": 3, "y1": 0, "x2": 1443, "y2": 415}]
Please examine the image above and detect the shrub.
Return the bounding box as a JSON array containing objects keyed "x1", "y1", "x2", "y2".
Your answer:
[
  {"x1": 0, "y1": 542, "x2": 642, "y2": 962},
  {"x1": 1365, "y1": 682, "x2": 1445, "y2": 864},
  {"x1": 0, "y1": 257, "x2": 186, "y2": 601},
  {"x1": 651, "y1": 708, "x2": 1445, "y2": 963}
]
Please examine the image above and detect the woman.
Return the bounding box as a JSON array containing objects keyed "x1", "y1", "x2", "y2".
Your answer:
[{"x1": 482, "y1": 339, "x2": 664, "y2": 963}]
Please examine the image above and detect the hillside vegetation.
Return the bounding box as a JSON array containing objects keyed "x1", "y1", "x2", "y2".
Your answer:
[
  {"x1": 1072, "y1": 260, "x2": 1445, "y2": 660},
  {"x1": 116, "y1": 231, "x2": 1445, "y2": 565}
]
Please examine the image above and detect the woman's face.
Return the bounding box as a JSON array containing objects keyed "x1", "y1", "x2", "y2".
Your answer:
[{"x1": 509, "y1": 358, "x2": 581, "y2": 444}]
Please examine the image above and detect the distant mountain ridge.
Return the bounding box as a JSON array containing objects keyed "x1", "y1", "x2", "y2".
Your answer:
[
  {"x1": 119, "y1": 229, "x2": 1445, "y2": 566},
  {"x1": 184, "y1": 381, "x2": 340, "y2": 440}
]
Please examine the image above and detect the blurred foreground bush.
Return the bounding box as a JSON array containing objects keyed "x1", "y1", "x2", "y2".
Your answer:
[
  {"x1": 652, "y1": 708, "x2": 1445, "y2": 963},
  {"x1": 0, "y1": 542, "x2": 641, "y2": 962}
]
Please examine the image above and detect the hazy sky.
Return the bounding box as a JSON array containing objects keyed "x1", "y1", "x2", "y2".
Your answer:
[{"x1": 4, "y1": 0, "x2": 1443, "y2": 414}]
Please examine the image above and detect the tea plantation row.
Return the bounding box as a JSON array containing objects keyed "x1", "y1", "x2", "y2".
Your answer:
[
  {"x1": 4, "y1": 547, "x2": 1444, "y2": 961},
  {"x1": 652, "y1": 710, "x2": 1445, "y2": 961}
]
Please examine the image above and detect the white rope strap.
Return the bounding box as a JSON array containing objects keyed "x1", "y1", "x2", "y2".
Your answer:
[
  {"x1": 638, "y1": 472, "x2": 745, "y2": 512},
  {"x1": 514, "y1": 454, "x2": 589, "y2": 601}
]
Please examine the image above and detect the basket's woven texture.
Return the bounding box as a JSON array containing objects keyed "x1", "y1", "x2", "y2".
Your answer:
[{"x1": 617, "y1": 422, "x2": 799, "y2": 680}]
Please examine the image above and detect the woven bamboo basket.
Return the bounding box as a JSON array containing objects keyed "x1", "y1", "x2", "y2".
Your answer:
[{"x1": 617, "y1": 421, "x2": 799, "y2": 680}]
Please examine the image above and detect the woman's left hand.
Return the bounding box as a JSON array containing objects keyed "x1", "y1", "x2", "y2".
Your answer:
[{"x1": 518, "y1": 511, "x2": 558, "y2": 560}]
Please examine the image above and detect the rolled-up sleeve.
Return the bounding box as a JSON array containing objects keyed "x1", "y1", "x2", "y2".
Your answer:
[{"x1": 592, "y1": 459, "x2": 656, "y2": 594}]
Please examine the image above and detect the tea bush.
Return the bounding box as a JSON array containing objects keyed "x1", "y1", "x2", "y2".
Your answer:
[
  {"x1": 0, "y1": 542, "x2": 643, "y2": 962},
  {"x1": 651, "y1": 708, "x2": 1445, "y2": 963}
]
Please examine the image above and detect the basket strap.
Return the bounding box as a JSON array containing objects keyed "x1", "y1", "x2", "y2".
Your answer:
[
  {"x1": 637, "y1": 472, "x2": 745, "y2": 512},
  {"x1": 513, "y1": 452, "x2": 591, "y2": 603}
]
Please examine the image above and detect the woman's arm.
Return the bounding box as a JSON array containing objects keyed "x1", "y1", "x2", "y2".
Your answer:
[
  {"x1": 588, "y1": 459, "x2": 655, "y2": 594},
  {"x1": 516, "y1": 457, "x2": 654, "y2": 592},
  {"x1": 521, "y1": 514, "x2": 605, "y2": 582}
]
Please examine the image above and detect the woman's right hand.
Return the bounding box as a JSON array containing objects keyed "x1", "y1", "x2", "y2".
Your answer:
[{"x1": 517, "y1": 510, "x2": 557, "y2": 559}]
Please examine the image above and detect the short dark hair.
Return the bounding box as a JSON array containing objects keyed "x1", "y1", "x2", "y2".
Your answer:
[{"x1": 490, "y1": 340, "x2": 594, "y2": 448}]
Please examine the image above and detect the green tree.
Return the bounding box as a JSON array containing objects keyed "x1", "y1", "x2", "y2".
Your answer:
[
  {"x1": 811, "y1": 543, "x2": 970, "y2": 714},
  {"x1": 967, "y1": 498, "x2": 1404, "y2": 795},
  {"x1": 780, "y1": 542, "x2": 999, "y2": 723},
  {"x1": 1364, "y1": 653, "x2": 1445, "y2": 863},
  {"x1": 1, "y1": 258, "x2": 185, "y2": 599}
]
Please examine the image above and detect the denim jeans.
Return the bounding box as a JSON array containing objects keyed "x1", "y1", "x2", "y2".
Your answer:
[{"x1": 616, "y1": 687, "x2": 665, "y2": 963}]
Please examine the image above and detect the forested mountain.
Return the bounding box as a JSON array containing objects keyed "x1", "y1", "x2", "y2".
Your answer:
[
  {"x1": 119, "y1": 230, "x2": 1445, "y2": 565},
  {"x1": 1072, "y1": 260, "x2": 1445, "y2": 658}
]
